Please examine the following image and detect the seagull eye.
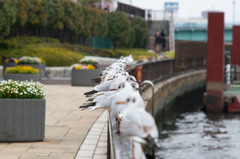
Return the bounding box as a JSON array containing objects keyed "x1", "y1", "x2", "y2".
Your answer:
[{"x1": 133, "y1": 98, "x2": 136, "y2": 103}]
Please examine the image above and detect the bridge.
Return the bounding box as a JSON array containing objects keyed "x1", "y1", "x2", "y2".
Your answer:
[{"x1": 175, "y1": 27, "x2": 232, "y2": 42}]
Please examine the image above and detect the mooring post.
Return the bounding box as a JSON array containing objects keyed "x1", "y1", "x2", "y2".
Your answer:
[
  {"x1": 206, "y1": 12, "x2": 225, "y2": 113},
  {"x1": 232, "y1": 26, "x2": 240, "y2": 65},
  {"x1": 232, "y1": 26, "x2": 240, "y2": 80}
]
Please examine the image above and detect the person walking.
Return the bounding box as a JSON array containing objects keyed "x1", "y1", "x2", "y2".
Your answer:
[{"x1": 154, "y1": 31, "x2": 161, "y2": 55}]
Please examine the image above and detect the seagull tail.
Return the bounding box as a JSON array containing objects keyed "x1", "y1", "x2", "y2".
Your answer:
[
  {"x1": 87, "y1": 98, "x2": 94, "y2": 102},
  {"x1": 84, "y1": 90, "x2": 98, "y2": 96},
  {"x1": 79, "y1": 102, "x2": 96, "y2": 109},
  {"x1": 91, "y1": 77, "x2": 101, "y2": 84},
  {"x1": 144, "y1": 135, "x2": 160, "y2": 148}
]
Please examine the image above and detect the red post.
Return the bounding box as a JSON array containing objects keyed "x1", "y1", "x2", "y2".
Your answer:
[
  {"x1": 232, "y1": 26, "x2": 240, "y2": 65},
  {"x1": 136, "y1": 66, "x2": 142, "y2": 84},
  {"x1": 206, "y1": 12, "x2": 224, "y2": 113}
]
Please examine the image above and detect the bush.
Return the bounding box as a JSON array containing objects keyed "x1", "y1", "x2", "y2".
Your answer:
[
  {"x1": 5, "y1": 65, "x2": 39, "y2": 74},
  {"x1": 0, "y1": 36, "x2": 156, "y2": 66},
  {"x1": 127, "y1": 28, "x2": 136, "y2": 48},
  {"x1": 0, "y1": 36, "x2": 59, "y2": 49},
  {"x1": 131, "y1": 17, "x2": 147, "y2": 48},
  {"x1": 0, "y1": 46, "x2": 83, "y2": 66},
  {"x1": 107, "y1": 12, "x2": 130, "y2": 48}
]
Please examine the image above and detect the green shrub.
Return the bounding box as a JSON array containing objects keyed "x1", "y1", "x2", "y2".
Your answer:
[
  {"x1": 107, "y1": 12, "x2": 130, "y2": 48},
  {"x1": 0, "y1": 36, "x2": 156, "y2": 66},
  {"x1": 127, "y1": 28, "x2": 136, "y2": 48},
  {"x1": 131, "y1": 17, "x2": 147, "y2": 48},
  {"x1": 0, "y1": 36, "x2": 59, "y2": 49},
  {"x1": 0, "y1": 46, "x2": 83, "y2": 66}
]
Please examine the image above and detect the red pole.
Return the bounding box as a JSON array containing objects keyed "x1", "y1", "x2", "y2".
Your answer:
[
  {"x1": 206, "y1": 12, "x2": 225, "y2": 113},
  {"x1": 136, "y1": 66, "x2": 142, "y2": 84},
  {"x1": 232, "y1": 26, "x2": 240, "y2": 65}
]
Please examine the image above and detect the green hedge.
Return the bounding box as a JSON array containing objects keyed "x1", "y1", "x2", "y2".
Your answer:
[
  {"x1": 0, "y1": 36, "x2": 59, "y2": 49},
  {"x1": 0, "y1": 46, "x2": 83, "y2": 66},
  {"x1": 0, "y1": 36, "x2": 156, "y2": 66}
]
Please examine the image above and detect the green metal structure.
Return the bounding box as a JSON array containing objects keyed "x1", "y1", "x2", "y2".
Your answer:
[
  {"x1": 175, "y1": 28, "x2": 232, "y2": 42},
  {"x1": 86, "y1": 36, "x2": 113, "y2": 49}
]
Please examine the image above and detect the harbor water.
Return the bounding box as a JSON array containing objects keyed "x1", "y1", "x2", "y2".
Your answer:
[{"x1": 156, "y1": 109, "x2": 240, "y2": 159}]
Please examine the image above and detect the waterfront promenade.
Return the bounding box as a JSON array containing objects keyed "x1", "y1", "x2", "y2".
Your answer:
[{"x1": 0, "y1": 84, "x2": 108, "y2": 159}]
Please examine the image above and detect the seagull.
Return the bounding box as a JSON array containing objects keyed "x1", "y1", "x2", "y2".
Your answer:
[
  {"x1": 80, "y1": 81, "x2": 140, "y2": 111},
  {"x1": 84, "y1": 72, "x2": 131, "y2": 97},
  {"x1": 111, "y1": 89, "x2": 144, "y2": 120},
  {"x1": 118, "y1": 106, "x2": 159, "y2": 148}
]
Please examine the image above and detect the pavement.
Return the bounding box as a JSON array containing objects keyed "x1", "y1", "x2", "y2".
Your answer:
[{"x1": 0, "y1": 84, "x2": 109, "y2": 159}]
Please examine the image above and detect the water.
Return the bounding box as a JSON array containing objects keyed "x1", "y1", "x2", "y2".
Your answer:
[{"x1": 156, "y1": 111, "x2": 240, "y2": 159}]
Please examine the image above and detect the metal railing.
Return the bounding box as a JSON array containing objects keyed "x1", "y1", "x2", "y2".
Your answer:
[
  {"x1": 128, "y1": 58, "x2": 205, "y2": 85},
  {"x1": 117, "y1": 2, "x2": 145, "y2": 18}
]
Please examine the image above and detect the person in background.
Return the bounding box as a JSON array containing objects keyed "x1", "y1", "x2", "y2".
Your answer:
[
  {"x1": 154, "y1": 31, "x2": 161, "y2": 55},
  {"x1": 104, "y1": 5, "x2": 110, "y2": 12},
  {"x1": 160, "y1": 30, "x2": 166, "y2": 52}
]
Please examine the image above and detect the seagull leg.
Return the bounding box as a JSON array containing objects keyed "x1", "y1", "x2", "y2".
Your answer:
[{"x1": 132, "y1": 140, "x2": 135, "y2": 159}]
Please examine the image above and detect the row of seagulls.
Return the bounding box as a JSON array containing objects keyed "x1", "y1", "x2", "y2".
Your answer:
[{"x1": 80, "y1": 55, "x2": 159, "y2": 158}]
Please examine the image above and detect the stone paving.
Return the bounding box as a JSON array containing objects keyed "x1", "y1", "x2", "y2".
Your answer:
[{"x1": 0, "y1": 85, "x2": 108, "y2": 159}]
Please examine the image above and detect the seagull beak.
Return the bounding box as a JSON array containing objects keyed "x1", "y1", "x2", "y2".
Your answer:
[
  {"x1": 102, "y1": 74, "x2": 106, "y2": 80},
  {"x1": 116, "y1": 101, "x2": 126, "y2": 105}
]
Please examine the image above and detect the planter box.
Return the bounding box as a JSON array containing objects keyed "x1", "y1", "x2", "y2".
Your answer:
[
  {"x1": 71, "y1": 68, "x2": 101, "y2": 86},
  {"x1": 20, "y1": 64, "x2": 43, "y2": 79},
  {"x1": 3, "y1": 63, "x2": 17, "y2": 74},
  {"x1": 0, "y1": 98, "x2": 46, "y2": 142},
  {"x1": 3, "y1": 73, "x2": 40, "y2": 82},
  {"x1": 40, "y1": 63, "x2": 46, "y2": 78}
]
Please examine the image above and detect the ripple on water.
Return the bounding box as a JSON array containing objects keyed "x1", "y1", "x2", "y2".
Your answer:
[{"x1": 156, "y1": 111, "x2": 240, "y2": 159}]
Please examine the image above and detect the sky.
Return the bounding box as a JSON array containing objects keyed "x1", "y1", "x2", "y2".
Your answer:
[{"x1": 120, "y1": 0, "x2": 240, "y2": 23}]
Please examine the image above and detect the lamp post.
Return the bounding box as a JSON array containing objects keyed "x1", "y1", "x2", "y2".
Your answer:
[{"x1": 233, "y1": 0, "x2": 236, "y2": 25}]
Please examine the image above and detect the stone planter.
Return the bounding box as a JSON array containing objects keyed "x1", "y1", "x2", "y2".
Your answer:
[
  {"x1": 40, "y1": 63, "x2": 46, "y2": 78},
  {"x1": 3, "y1": 73, "x2": 40, "y2": 82},
  {"x1": 3, "y1": 63, "x2": 17, "y2": 74},
  {"x1": 20, "y1": 64, "x2": 42, "y2": 79},
  {"x1": 71, "y1": 68, "x2": 101, "y2": 86},
  {"x1": 0, "y1": 98, "x2": 46, "y2": 142}
]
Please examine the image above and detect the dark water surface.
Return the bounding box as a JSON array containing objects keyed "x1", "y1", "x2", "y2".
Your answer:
[{"x1": 156, "y1": 111, "x2": 240, "y2": 159}]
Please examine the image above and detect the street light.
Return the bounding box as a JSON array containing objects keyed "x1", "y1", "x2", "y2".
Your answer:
[{"x1": 233, "y1": 0, "x2": 236, "y2": 25}]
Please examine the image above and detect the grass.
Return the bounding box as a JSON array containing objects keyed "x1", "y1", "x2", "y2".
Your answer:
[{"x1": 0, "y1": 36, "x2": 157, "y2": 66}]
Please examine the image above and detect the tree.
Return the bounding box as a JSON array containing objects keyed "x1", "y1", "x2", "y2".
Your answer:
[
  {"x1": 107, "y1": 11, "x2": 130, "y2": 48},
  {"x1": 0, "y1": 0, "x2": 17, "y2": 36},
  {"x1": 131, "y1": 17, "x2": 147, "y2": 48},
  {"x1": 16, "y1": 0, "x2": 30, "y2": 27}
]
